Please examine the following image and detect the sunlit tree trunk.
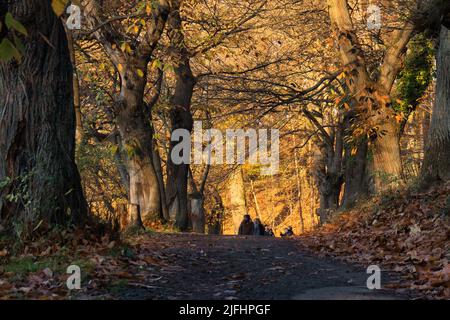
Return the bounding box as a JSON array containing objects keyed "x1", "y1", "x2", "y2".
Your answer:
[
  {"x1": 327, "y1": 0, "x2": 413, "y2": 192},
  {"x1": 0, "y1": 1, "x2": 87, "y2": 229},
  {"x1": 189, "y1": 193, "x2": 205, "y2": 233},
  {"x1": 422, "y1": 26, "x2": 450, "y2": 184},
  {"x1": 369, "y1": 108, "x2": 404, "y2": 189},
  {"x1": 228, "y1": 167, "x2": 248, "y2": 234},
  {"x1": 116, "y1": 61, "x2": 161, "y2": 226},
  {"x1": 83, "y1": 0, "x2": 170, "y2": 228}
]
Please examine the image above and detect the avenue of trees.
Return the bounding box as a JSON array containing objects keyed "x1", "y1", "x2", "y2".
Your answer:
[{"x1": 0, "y1": 0, "x2": 449, "y2": 238}]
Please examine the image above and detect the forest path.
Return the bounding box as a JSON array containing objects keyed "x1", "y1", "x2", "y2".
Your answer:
[{"x1": 95, "y1": 234, "x2": 407, "y2": 300}]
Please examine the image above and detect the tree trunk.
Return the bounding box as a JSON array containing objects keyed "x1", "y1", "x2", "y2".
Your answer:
[
  {"x1": 228, "y1": 167, "x2": 248, "y2": 234},
  {"x1": 207, "y1": 189, "x2": 224, "y2": 235},
  {"x1": 113, "y1": 133, "x2": 130, "y2": 197},
  {"x1": 328, "y1": 0, "x2": 412, "y2": 193},
  {"x1": 0, "y1": 1, "x2": 87, "y2": 229},
  {"x1": 370, "y1": 108, "x2": 403, "y2": 190},
  {"x1": 422, "y1": 26, "x2": 450, "y2": 184},
  {"x1": 342, "y1": 139, "x2": 369, "y2": 207},
  {"x1": 315, "y1": 169, "x2": 342, "y2": 224},
  {"x1": 152, "y1": 139, "x2": 169, "y2": 221},
  {"x1": 294, "y1": 148, "x2": 305, "y2": 233},
  {"x1": 166, "y1": 3, "x2": 196, "y2": 230},
  {"x1": 189, "y1": 193, "x2": 205, "y2": 233},
  {"x1": 66, "y1": 30, "x2": 83, "y2": 145},
  {"x1": 312, "y1": 125, "x2": 343, "y2": 224},
  {"x1": 82, "y1": 0, "x2": 169, "y2": 229},
  {"x1": 116, "y1": 63, "x2": 161, "y2": 226}
]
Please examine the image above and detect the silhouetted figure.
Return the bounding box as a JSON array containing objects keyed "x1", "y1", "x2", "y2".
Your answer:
[
  {"x1": 280, "y1": 226, "x2": 294, "y2": 237},
  {"x1": 265, "y1": 228, "x2": 275, "y2": 237},
  {"x1": 238, "y1": 214, "x2": 254, "y2": 235},
  {"x1": 253, "y1": 218, "x2": 265, "y2": 236}
]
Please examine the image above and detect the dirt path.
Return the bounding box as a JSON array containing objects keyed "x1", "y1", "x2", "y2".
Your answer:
[{"x1": 89, "y1": 234, "x2": 408, "y2": 300}]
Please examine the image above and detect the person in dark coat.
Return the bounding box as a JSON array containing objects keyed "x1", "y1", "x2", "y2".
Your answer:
[
  {"x1": 280, "y1": 226, "x2": 294, "y2": 237},
  {"x1": 238, "y1": 214, "x2": 254, "y2": 235},
  {"x1": 265, "y1": 228, "x2": 275, "y2": 237},
  {"x1": 253, "y1": 218, "x2": 265, "y2": 236}
]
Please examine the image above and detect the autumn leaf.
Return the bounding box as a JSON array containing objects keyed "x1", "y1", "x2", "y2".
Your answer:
[
  {"x1": 5, "y1": 13, "x2": 28, "y2": 36},
  {"x1": 136, "y1": 69, "x2": 144, "y2": 78},
  {"x1": 52, "y1": 0, "x2": 69, "y2": 17},
  {"x1": 0, "y1": 248, "x2": 8, "y2": 257}
]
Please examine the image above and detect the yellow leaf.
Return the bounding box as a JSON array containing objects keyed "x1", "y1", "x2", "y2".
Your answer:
[
  {"x1": 121, "y1": 42, "x2": 132, "y2": 54},
  {"x1": 117, "y1": 64, "x2": 124, "y2": 73},
  {"x1": 137, "y1": 69, "x2": 144, "y2": 78},
  {"x1": 52, "y1": 0, "x2": 69, "y2": 17}
]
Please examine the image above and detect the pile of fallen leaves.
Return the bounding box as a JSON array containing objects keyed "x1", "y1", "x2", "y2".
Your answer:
[
  {"x1": 0, "y1": 228, "x2": 171, "y2": 299},
  {"x1": 298, "y1": 182, "x2": 450, "y2": 299}
]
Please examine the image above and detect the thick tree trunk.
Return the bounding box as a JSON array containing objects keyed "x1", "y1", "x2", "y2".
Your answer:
[
  {"x1": 422, "y1": 26, "x2": 450, "y2": 184},
  {"x1": 370, "y1": 109, "x2": 403, "y2": 190},
  {"x1": 116, "y1": 64, "x2": 161, "y2": 226},
  {"x1": 328, "y1": 0, "x2": 412, "y2": 193},
  {"x1": 0, "y1": 1, "x2": 87, "y2": 228},
  {"x1": 166, "y1": 3, "x2": 196, "y2": 230},
  {"x1": 313, "y1": 147, "x2": 343, "y2": 224},
  {"x1": 82, "y1": 0, "x2": 169, "y2": 229},
  {"x1": 342, "y1": 139, "x2": 369, "y2": 207},
  {"x1": 311, "y1": 122, "x2": 344, "y2": 224},
  {"x1": 166, "y1": 99, "x2": 193, "y2": 230}
]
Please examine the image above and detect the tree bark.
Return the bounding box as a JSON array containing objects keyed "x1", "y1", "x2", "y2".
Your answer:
[
  {"x1": 421, "y1": 26, "x2": 450, "y2": 184},
  {"x1": 306, "y1": 109, "x2": 344, "y2": 224},
  {"x1": 294, "y1": 148, "x2": 305, "y2": 233},
  {"x1": 342, "y1": 138, "x2": 369, "y2": 207},
  {"x1": 152, "y1": 139, "x2": 169, "y2": 221},
  {"x1": 312, "y1": 141, "x2": 343, "y2": 224},
  {"x1": 82, "y1": 0, "x2": 170, "y2": 228},
  {"x1": 207, "y1": 188, "x2": 224, "y2": 235},
  {"x1": 66, "y1": 30, "x2": 83, "y2": 145},
  {"x1": 166, "y1": 1, "x2": 196, "y2": 230},
  {"x1": 370, "y1": 110, "x2": 403, "y2": 189},
  {"x1": 327, "y1": 0, "x2": 413, "y2": 192},
  {"x1": 0, "y1": 1, "x2": 87, "y2": 228},
  {"x1": 189, "y1": 193, "x2": 205, "y2": 233},
  {"x1": 116, "y1": 64, "x2": 161, "y2": 225}
]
